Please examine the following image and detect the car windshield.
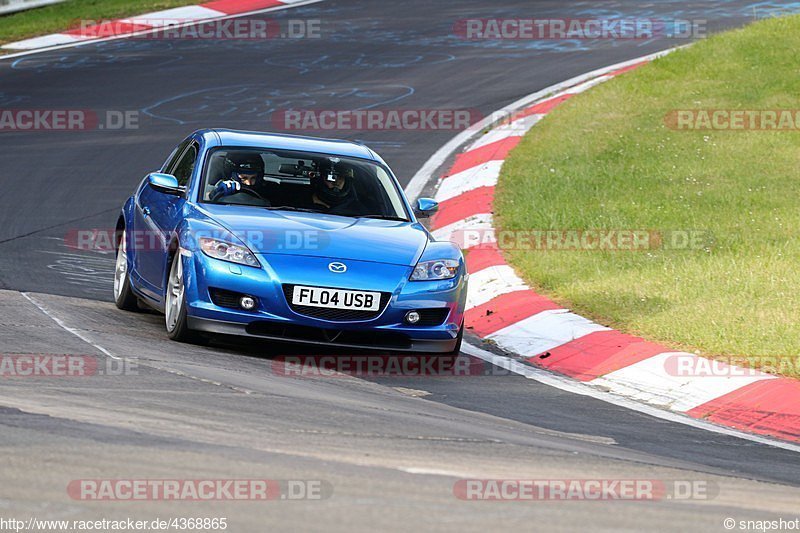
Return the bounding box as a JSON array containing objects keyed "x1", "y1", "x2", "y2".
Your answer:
[{"x1": 200, "y1": 147, "x2": 409, "y2": 220}]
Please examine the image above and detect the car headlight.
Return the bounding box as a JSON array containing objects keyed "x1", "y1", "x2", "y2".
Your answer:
[
  {"x1": 199, "y1": 238, "x2": 260, "y2": 267},
  {"x1": 410, "y1": 259, "x2": 459, "y2": 281}
]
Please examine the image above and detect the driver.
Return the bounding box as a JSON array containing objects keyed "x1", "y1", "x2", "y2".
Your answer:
[
  {"x1": 311, "y1": 161, "x2": 364, "y2": 214},
  {"x1": 210, "y1": 152, "x2": 266, "y2": 202}
]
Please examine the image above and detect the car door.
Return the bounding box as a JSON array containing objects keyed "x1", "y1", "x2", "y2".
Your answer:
[
  {"x1": 134, "y1": 140, "x2": 198, "y2": 297},
  {"x1": 132, "y1": 139, "x2": 188, "y2": 293}
]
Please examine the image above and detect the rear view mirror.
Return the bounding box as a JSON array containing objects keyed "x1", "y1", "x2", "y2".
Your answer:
[
  {"x1": 147, "y1": 173, "x2": 184, "y2": 196},
  {"x1": 414, "y1": 198, "x2": 439, "y2": 218}
]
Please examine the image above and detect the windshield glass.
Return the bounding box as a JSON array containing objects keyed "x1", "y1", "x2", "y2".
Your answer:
[{"x1": 200, "y1": 147, "x2": 409, "y2": 220}]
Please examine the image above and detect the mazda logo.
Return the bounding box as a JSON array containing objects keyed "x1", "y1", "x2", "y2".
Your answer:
[{"x1": 328, "y1": 262, "x2": 347, "y2": 273}]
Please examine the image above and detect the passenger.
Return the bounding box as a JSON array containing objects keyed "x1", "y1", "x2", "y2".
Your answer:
[{"x1": 311, "y1": 163, "x2": 365, "y2": 215}]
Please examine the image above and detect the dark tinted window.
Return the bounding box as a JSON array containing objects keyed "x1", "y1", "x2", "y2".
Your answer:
[
  {"x1": 200, "y1": 148, "x2": 408, "y2": 220},
  {"x1": 173, "y1": 143, "x2": 198, "y2": 187},
  {"x1": 163, "y1": 139, "x2": 191, "y2": 174}
]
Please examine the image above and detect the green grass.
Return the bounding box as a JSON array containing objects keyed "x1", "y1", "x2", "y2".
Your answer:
[
  {"x1": 0, "y1": 0, "x2": 199, "y2": 47},
  {"x1": 495, "y1": 15, "x2": 800, "y2": 377}
]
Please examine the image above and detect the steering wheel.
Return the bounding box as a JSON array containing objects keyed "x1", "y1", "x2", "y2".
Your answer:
[
  {"x1": 239, "y1": 188, "x2": 268, "y2": 202},
  {"x1": 221, "y1": 189, "x2": 270, "y2": 206}
]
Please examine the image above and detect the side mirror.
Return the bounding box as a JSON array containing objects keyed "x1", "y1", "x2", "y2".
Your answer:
[
  {"x1": 147, "y1": 173, "x2": 184, "y2": 196},
  {"x1": 414, "y1": 198, "x2": 439, "y2": 218}
]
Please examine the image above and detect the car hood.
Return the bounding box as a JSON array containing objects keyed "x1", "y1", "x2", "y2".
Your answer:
[{"x1": 197, "y1": 204, "x2": 429, "y2": 266}]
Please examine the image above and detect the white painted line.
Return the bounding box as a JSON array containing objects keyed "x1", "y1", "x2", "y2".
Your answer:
[
  {"x1": 589, "y1": 352, "x2": 776, "y2": 412},
  {"x1": 405, "y1": 47, "x2": 683, "y2": 202},
  {"x1": 461, "y1": 342, "x2": 800, "y2": 454},
  {"x1": 467, "y1": 114, "x2": 544, "y2": 151},
  {"x1": 20, "y1": 292, "x2": 258, "y2": 394},
  {"x1": 2, "y1": 33, "x2": 85, "y2": 50},
  {"x1": 466, "y1": 265, "x2": 529, "y2": 310},
  {"x1": 562, "y1": 75, "x2": 614, "y2": 95},
  {"x1": 395, "y1": 466, "x2": 487, "y2": 478},
  {"x1": 0, "y1": 0, "x2": 325, "y2": 57},
  {"x1": 21, "y1": 292, "x2": 120, "y2": 360},
  {"x1": 434, "y1": 160, "x2": 503, "y2": 202},
  {"x1": 485, "y1": 309, "x2": 609, "y2": 356},
  {"x1": 431, "y1": 213, "x2": 493, "y2": 245},
  {"x1": 121, "y1": 5, "x2": 225, "y2": 26},
  {"x1": 0, "y1": 0, "x2": 66, "y2": 16}
]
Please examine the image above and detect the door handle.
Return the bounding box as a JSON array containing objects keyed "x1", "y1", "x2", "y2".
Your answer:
[{"x1": 142, "y1": 206, "x2": 151, "y2": 217}]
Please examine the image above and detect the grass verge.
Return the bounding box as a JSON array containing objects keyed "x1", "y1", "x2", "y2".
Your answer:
[
  {"x1": 495, "y1": 15, "x2": 800, "y2": 377},
  {"x1": 0, "y1": 0, "x2": 199, "y2": 47}
]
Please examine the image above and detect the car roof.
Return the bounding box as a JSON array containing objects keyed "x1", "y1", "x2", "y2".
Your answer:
[{"x1": 197, "y1": 129, "x2": 382, "y2": 163}]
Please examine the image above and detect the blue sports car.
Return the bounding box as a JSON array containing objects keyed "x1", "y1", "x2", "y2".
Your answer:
[{"x1": 113, "y1": 129, "x2": 467, "y2": 353}]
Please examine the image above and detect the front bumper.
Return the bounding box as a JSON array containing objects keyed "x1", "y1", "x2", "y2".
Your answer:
[
  {"x1": 186, "y1": 316, "x2": 460, "y2": 353},
  {"x1": 180, "y1": 251, "x2": 467, "y2": 353}
]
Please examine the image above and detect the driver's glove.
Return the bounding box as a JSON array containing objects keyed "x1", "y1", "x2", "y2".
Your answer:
[{"x1": 210, "y1": 179, "x2": 241, "y2": 201}]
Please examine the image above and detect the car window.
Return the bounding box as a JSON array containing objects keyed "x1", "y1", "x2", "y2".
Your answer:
[
  {"x1": 173, "y1": 143, "x2": 199, "y2": 187},
  {"x1": 200, "y1": 147, "x2": 409, "y2": 220},
  {"x1": 375, "y1": 166, "x2": 407, "y2": 217},
  {"x1": 163, "y1": 139, "x2": 191, "y2": 174}
]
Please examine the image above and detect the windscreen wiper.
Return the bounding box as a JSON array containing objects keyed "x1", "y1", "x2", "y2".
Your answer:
[
  {"x1": 264, "y1": 206, "x2": 319, "y2": 213},
  {"x1": 359, "y1": 214, "x2": 410, "y2": 222}
]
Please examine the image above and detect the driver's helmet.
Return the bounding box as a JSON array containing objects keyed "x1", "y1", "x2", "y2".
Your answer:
[
  {"x1": 313, "y1": 161, "x2": 356, "y2": 207},
  {"x1": 224, "y1": 151, "x2": 264, "y2": 187}
]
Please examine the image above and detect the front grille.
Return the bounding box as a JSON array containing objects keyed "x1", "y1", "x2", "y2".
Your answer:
[
  {"x1": 246, "y1": 321, "x2": 412, "y2": 349},
  {"x1": 412, "y1": 308, "x2": 451, "y2": 326},
  {"x1": 282, "y1": 284, "x2": 392, "y2": 322},
  {"x1": 209, "y1": 287, "x2": 246, "y2": 309}
]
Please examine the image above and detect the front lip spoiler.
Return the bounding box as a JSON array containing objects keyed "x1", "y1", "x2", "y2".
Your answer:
[{"x1": 187, "y1": 316, "x2": 458, "y2": 353}]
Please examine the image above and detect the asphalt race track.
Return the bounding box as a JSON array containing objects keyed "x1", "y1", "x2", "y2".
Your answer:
[{"x1": 1, "y1": 1, "x2": 800, "y2": 531}]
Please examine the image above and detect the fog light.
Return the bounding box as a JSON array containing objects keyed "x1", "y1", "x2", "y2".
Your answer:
[
  {"x1": 240, "y1": 296, "x2": 257, "y2": 310},
  {"x1": 405, "y1": 311, "x2": 421, "y2": 324}
]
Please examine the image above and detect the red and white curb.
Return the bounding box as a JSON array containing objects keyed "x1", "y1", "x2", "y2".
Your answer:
[
  {"x1": 2, "y1": 0, "x2": 313, "y2": 51},
  {"x1": 413, "y1": 51, "x2": 800, "y2": 446}
]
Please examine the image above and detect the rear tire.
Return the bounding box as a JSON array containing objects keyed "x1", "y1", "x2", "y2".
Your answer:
[{"x1": 113, "y1": 229, "x2": 139, "y2": 312}]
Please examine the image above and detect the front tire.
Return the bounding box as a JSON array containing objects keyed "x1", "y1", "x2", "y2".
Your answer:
[
  {"x1": 433, "y1": 322, "x2": 464, "y2": 373},
  {"x1": 447, "y1": 321, "x2": 464, "y2": 356},
  {"x1": 164, "y1": 253, "x2": 198, "y2": 343},
  {"x1": 113, "y1": 229, "x2": 139, "y2": 311}
]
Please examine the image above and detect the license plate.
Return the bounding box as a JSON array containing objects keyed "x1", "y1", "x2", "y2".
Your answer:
[{"x1": 292, "y1": 286, "x2": 381, "y2": 311}]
